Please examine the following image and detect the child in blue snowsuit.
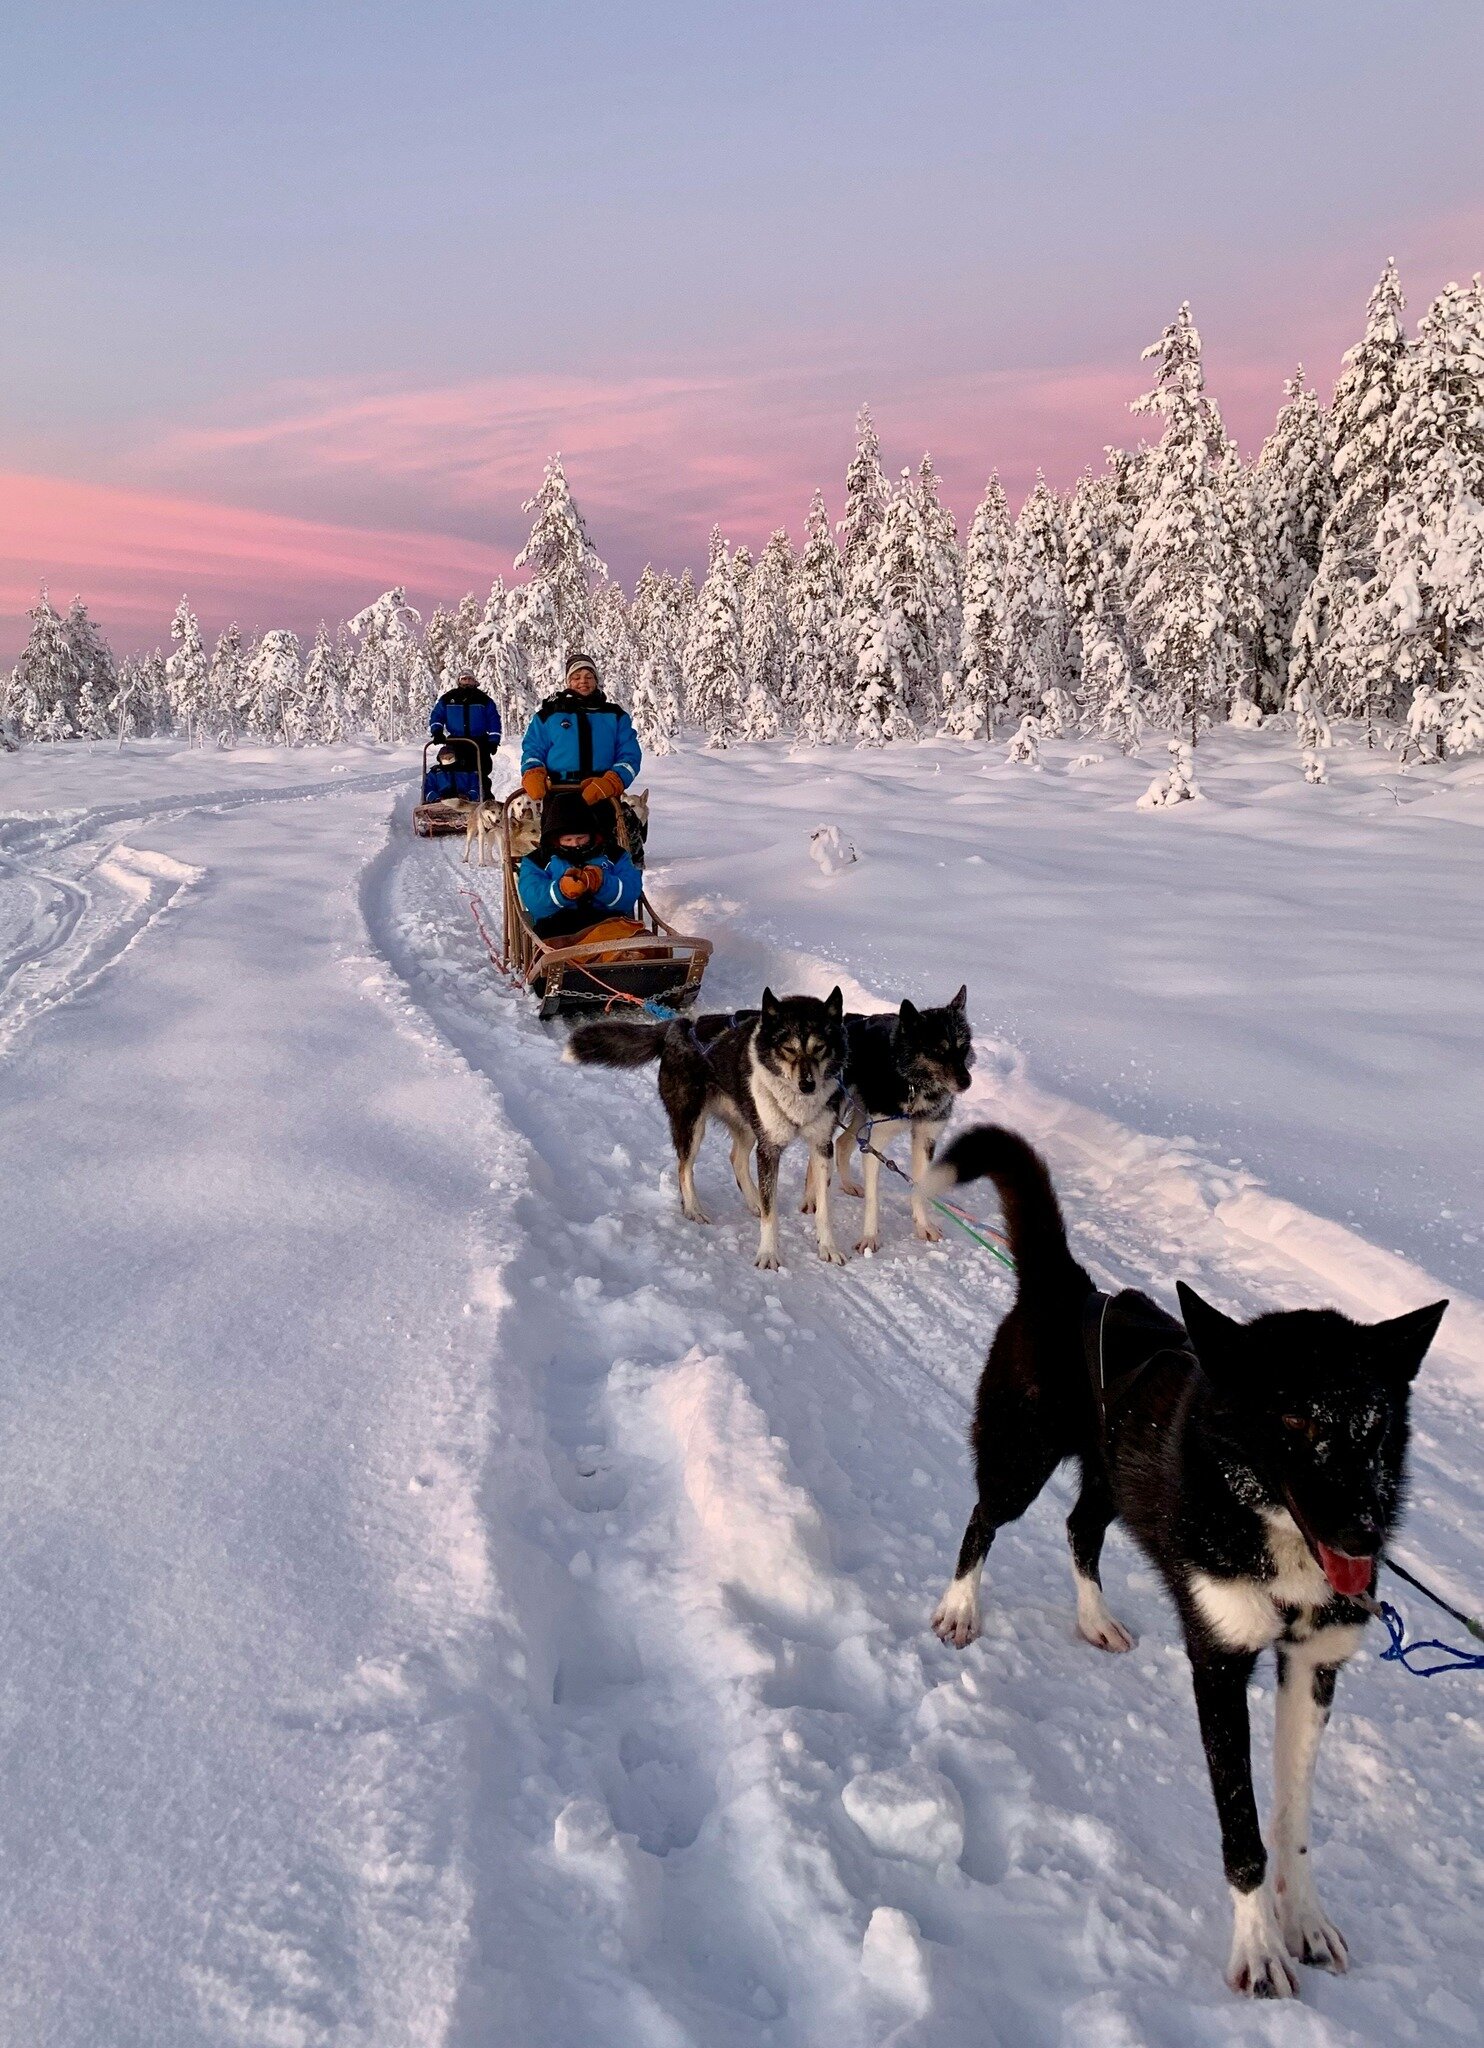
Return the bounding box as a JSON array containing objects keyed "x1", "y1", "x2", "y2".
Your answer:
[
  {"x1": 517, "y1": 789, "x2": 642, "y2": 941},
  {"x1": 425, "y1": 672, "x2": 502, "y2": 800},
  {"x1": 520, "y1": 652, "x2": 641, "y2": 820}
]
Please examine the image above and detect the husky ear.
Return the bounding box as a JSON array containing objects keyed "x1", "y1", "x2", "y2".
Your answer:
[
  {"x1": 824, "y1": 986, "x2": 843, "y2": 1018},
  {"x1": 1176, "y1": 1283, "x2": 1244, "y2": 1379},
  {"x1": 760, "y1": 987, "x2": 779, "y2": 1018},
  {"x1": 949, "y1": 983, "x2": 968, "y2": 1011},
  {"x1": 1368, "y1": 1299, "x2": 1447, "y2": 1383},
  {"x1": 898, "y1": 997, "x2": 921, "y2": 1029}
]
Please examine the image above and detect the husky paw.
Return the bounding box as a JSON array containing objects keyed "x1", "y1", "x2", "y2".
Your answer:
[
  {"x1": 854, "y1": 1235, "x2": 880, "y2": 1256},
  {"x1": 839, "y1": 1175, "x2": 865, "y2": 1199},
  {"x1": 1277, "y1": 1884, "x2": 1348, "y2": 1974},
  {"x1": 1075, "y1": 1578, "x2": 1135, "y2": 1653},
  {"x1": 931, "y1": 1576, "x2": 981, "y2": 1649},
  {"x1": 817, "y1": 1244, "x2": 847, "y2": 1266},
  {"x1": 755, "y1": 1251, "x2": 783, "y2": 1271},
  {"x1": 913, "y1": 1220, "x2": 945, "y2": 1243},
  {"x1": 682, "y1": 1205, "x2": 713, "y2": 1226},
  {"x1": 1227, "y1": 1889, "x2": 1300, "y2": 2000}
]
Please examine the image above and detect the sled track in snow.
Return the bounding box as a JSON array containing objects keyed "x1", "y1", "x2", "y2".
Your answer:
[
  {"x1": 0, "y1": 767, "x2": 404, "y2": 1051},
  {"x1": 360, "y1": 807, "x2": 1484, "y2": 2047}
]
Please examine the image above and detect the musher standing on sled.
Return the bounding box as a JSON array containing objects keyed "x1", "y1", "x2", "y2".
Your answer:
[
  {"x1": 520, "y1": 653, "x2": 641, "y2": 835},
  {"x1": 428, "y1": 670, "x2": 502, "y2": 799},
  {"x1": 516, "y1": 788, "x2": 642, "y2": 941}
]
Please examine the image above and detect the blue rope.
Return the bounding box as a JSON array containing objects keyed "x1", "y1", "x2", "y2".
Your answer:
[
  {"x1": 1376, "y1": 1599, "x2": 1484, "y2": 1677},
  {"x1": 642, "y1": 999, "x2": 677, "y2": 1020}
]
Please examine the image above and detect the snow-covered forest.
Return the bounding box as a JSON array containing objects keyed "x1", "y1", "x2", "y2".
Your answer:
[{"x1": 6, "y1": 263, "x2": 1482, "y2": 772}]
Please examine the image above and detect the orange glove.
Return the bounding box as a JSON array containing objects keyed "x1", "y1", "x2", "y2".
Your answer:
[
  {"x1": 522, "y1": 766, "x2": 549, "y2": 801},
  {"x1": 582, "y1": 770, "x2": 625, "y2": 804},
  {"x1": 558, "y1": 867, "x2": 594, "y2": 900},
  {"x1": 580, "y1": 865, "x2": 605, "y2": 893}
]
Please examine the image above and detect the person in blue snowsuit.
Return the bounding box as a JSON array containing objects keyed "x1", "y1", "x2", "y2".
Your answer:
[
  {"x1": 520, "y1": 653, "x2": 641, "y2": 827},
  {"x1": 517, "y1": 789, "x2": 642, "y2": 942},
  {"x1": 424, "y1": 671, "x2": 502, "y2": 801}
]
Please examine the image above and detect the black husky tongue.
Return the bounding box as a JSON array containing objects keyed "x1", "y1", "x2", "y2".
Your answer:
[{"x1": 1316, "y1": 1543, "x2": 1373, "y2": 1596}]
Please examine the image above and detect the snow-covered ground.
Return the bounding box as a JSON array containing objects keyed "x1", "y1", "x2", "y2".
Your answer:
[{"x1": 1, "y1": 731, "x2": 1480, "y2": 2047}]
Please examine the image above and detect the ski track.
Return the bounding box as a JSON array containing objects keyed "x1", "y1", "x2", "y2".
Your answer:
[{"x1": 363, "y1": 806, "x2": 1484, "y2": 2048}]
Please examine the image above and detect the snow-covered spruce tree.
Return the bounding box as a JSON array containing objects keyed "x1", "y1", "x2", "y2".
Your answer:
[
  {"x1": 165, "y1": 597, "x2": 211, "y2": 743},
  {"x1": 1004, "y1": 476, "x2": 1075, "y2": 725},
  {"x1": 589, "y1": 580, "x2": 639, "y2": 723},
  {"x1": 1253, "y1": 369, "x2": 1332, "y2": 709},
  {"x1": 1125, "y1": 305, "x2": 1233, "y2": 748},
  {"x1": 108, "y1": 655, "x2": 152, "y2": 747},
  {"x1": 66, "y1": 598, "x2": 117, "y2": 740},
  {"x1": 1004, "y1": 711, "x2": 1042, "y2": 767},
  {"x1": 788, "y1": 489, "x2": 849, "y2": 744},
  {"x1": 506, "y1": 576, "x2": 560, "y2": 725},
  {"x1": 1063, "y1": 467, "x2": 1142, "y2": 745},
  {"x1": 1218, "y1": 441, "x2": 1265, "y2": 724},
  {"x1": 240, "y1": 629, "x2": 301, "y2": 743},
  {"x1": 513, "y1": 453, "x2": 608, "y2": 671},
  {"x1": 740, "y1": 528, "x2": 793, "y2": 739},
  {"x1": 1374, "y1": 276, "x2": 1484, "y2": 749},
  {"x1": 465, "y1": 578, "x2": 530, "y2": 734},
  {"x1": 424, "y1": 604, "x2": 458, "y2": 686},
  {"x1": 1292, "y1": 260, "x2": 1409, "y2": 724},
  {"x1": 207, "y1": 623, "x2": 248, "y2": 745},
  {"x1": 629, "y1": 566, "x2": 684, "y2": 752},
  {"x1": 347, "y1": 589, "x2": 430, "y2": 742},
  {"x1": 685, "y1": 527, "x2": 745, "y2": 746},
  {"x1": 949, "y1": 474, "x2": 1013, "y2": 739},
  {"x1": 295, "y1": 624, "x2": 345, "y2": 743},
  {"x1": 11, "y1": 590, "x2": 85, "y2": 739},
  {"x1": 838, "y1": 406, "x2": 892, "y2": 718},
  {"x1": 913, "y1": 453, "x2": 963, "y2": 726},
  {"x1": 1292, "y1": 678, "x2": 1332, "y2": 781},
  {"x1": 853, "y1": 485, "x2": 929, "y2": 746}
]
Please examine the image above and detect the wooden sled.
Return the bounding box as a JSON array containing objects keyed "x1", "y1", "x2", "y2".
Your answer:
[{"x1": 497, "y1": 789, "x2": 711, "y2": 1021}]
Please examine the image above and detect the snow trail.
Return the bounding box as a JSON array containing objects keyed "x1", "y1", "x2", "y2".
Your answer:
[{"x1": 370, "y1": 792, "x2": 1484, "y2": 2047}]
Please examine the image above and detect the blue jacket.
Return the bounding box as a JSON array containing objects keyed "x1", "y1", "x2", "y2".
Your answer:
[
  {"x1": 431, "y1": 683, "x2": 502, "y2": 745},
  {"x1": 518, "y1": 848, "x2": 642, "y2": 926},
  {"x1": 521, "y1": 690, "x2": 641, "y2": 789}
]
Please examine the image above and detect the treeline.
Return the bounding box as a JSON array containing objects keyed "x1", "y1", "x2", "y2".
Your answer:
[{"x1": 4, "y1": 263, "x2": 1481, "y2": 768}]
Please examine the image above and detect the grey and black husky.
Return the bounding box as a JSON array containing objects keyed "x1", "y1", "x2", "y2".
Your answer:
[
  {"x1": 833, "y1": 986, "x2": 973, "y2": 1252},
  {"x1": 565, "y1": 989, "x2": 849, "y2": 1268},
  {"x1": 926, "y1": 1124, "x2": 1446, "y2": 2001}
]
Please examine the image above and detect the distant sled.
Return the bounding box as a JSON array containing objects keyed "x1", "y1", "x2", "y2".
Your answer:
[
  {"x1": 494, "y1": 784, "x2": 712, "y2": 1022},
  {"x1": 413, "y1": 736, "x2": 484, "y2": 837}
]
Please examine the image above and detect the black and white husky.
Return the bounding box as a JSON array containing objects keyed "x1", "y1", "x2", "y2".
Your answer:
[
  {"x1": 926, "y1": 1124, "x2": 1446, "y2": 2001},
  {"x1": 565, "y1": 989, "x2": 849, "y2": 1268},
  {"x1": 833, "y1": 986, "x2": 973, "y2": 1252}
]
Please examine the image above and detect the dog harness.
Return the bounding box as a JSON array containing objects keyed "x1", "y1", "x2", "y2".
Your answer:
[{"x1": 1082, "y1": 1287, "x2": 1198, "y2": 1443}]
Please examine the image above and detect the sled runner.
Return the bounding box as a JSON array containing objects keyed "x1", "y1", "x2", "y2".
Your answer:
[
  {"x1": 497, "y1": 787, "x2": 711, "y2": 1021},
  {"x1": 414, "y1": 737, "x2": 485, "y2": 837}
]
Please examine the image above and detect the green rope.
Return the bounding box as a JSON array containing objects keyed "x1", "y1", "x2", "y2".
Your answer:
[{"x1": 931, "y1": 1198, "x2": 1017, "y2": 1270}]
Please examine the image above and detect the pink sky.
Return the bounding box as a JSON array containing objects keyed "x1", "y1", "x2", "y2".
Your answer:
[{"x1": 0, "y1": 348, "x2": 1314, "y2": 659}]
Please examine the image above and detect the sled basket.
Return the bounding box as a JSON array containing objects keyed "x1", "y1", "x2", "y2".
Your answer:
[{"x1": 496, "y1": 789, "x2": 711, "y2": 1021}]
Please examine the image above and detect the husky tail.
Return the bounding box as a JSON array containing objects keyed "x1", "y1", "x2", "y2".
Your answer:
[
  {"x1": 924, "y1": 1125, "x2": 1086, "y2": 1290},
  {"x1": 564, "y1": 1018, "x2": 672, "y2": 1068}
]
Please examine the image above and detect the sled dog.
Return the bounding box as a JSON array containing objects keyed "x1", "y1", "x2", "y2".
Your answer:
[
  {"x1": 833, "y1": 985, "x2": 973, "y2": 1252},
  {"x1": 926, "y1": 1124, "x2": 1446, "y2": 2002},
  {"x1": 565, "y1": 989, "x2": 849, "y2": 1268}
]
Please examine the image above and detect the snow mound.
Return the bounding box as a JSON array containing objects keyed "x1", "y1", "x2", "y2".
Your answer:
[
  {"x1": 841, "y1": 1763, "x2": 965, "y2": 1867},
  {"x1": 809, "y1": 823, "x2": 858, "y2": 876},
  {"x1": 610, "y1": 1347, "x2": 844, "y2": 1630},
  {"x1": 861, "y1": 1905, "x2": 931, "y2": 2014}
]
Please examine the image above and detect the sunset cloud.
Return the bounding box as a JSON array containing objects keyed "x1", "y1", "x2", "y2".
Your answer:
[{"x1": 0, "y1": 471, "x2": 498, "y2": 658}]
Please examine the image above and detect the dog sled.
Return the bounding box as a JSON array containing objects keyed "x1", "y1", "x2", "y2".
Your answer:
[
  {"x1": 413, "y1": 736, "x2": 485, "y2": 837},
  {"x1": 496, "y1": 786, "x2": 712, "y2": 1021}
]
